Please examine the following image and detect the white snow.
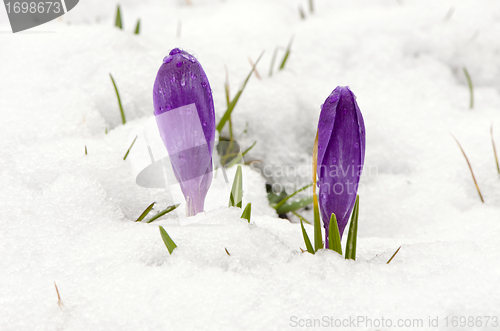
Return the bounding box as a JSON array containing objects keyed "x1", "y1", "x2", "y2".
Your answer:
[{"x1": 1, "y1": 0, "x2": 500, "y2": 330}]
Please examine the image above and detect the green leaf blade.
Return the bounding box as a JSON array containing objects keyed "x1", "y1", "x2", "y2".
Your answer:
[
  {"x1": 300, "y1": 219, "x2": 315, "y2": 254},
  {"x1": 134, "y1": 19, "x2": 140, "y2": 34},
  {"x1": 313, "y1": 194, "x2": 323, "y2": 252},
  {"x1": 123, "y1": 135, "x2": 137, "y2": 160},
  {"x1": 345, "y1": 195, "x2": 359, "y2": 260},
  {"x1": 216, "y1": 52, "x2": 264, "y2": 134},
  {"x1": 115, "y1": 5, "x2": 122, "y2": 29},
  {"x1": 146, "y1": 204, "x2": 180, "y2": 223},
  {"x1": 279, "y1": 36, "x2": 294, "y2": 70},
  {"x1": 159, "y1": 226, "x2": 177, "y2": 254},
  {"x1": 135, "y1": 202, "x2": 155, "y2": 222},
  {"x1": 275, "y1": 196, "x2": 313, "y2": 214},
  {"x1": 241, "y1": 203, "x2": 252, "y2": 222},
  {"x1": 328, "y1": 213, "x2": 342, "y2": 256},
  {"x1": 229, "y1": 165, "x2": 243, "y2": 208},
  {"x1": 109, "y1": 73, "x2": 126, "y2": 125}
]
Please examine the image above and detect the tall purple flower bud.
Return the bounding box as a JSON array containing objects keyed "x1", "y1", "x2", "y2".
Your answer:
[
  {"x1": 317, "y1": 86, "x2": 365, "y2": 247},
  {"x1": 153, "y1": 48, "x2": 215, "y2": 216}
]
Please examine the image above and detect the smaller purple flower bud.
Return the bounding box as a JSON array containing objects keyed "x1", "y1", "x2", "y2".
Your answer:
[
  {"x1": 317, "y1": 86, "x2": 365, "y2": 248},
  {"x1": 153, "y1": 48, "x2": 215, "y2": 216}
]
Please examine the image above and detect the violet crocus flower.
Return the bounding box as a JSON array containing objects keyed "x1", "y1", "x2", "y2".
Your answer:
[
  {"x1": 153, "y1": 48, "x2": 215, "y2": 216},
  {"x1": 317, "y1": 86, "x2": 365, "y2": 248}
]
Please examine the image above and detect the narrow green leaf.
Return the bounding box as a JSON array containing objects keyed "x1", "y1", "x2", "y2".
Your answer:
[
  {"x1": 313, "y1": 194, "x2": 322, "y2": 251},
  {"x1": 159, "y1": 226, "x2": 177, "y2": 254},
  {"x1": 491, "y1": 124, "x2": 500, "y2": 175},
  {"x1": 312, "y1": 131, "x2": 322, "y2": 251},
  {"x1": 300, "y1": 219, "x2": 315, "y2": 254},
  {"x1": 115, "y1": 5, "x2": 122, "y2": 29},
  {"x1": 386, "y1": 246, "x2": 401, "y2": 264},
  {"x1": 109, "y1": 73, "x2": 126, "y2": 124},
  {"x1": 269, "y1": 46, "x2": 278, "y2": 77},
  {"x1": 123, "y1": 135, "x2": 137, "y2": 160},
  {"x1": 267, "y1": 190, "x2": 287, "y2": 205},
  {"x1": 105, "y1": 127, "x2": 108, "y2": 134},
  {"x1": 463, "y1": 67, "x2": 474, "y2": 109},
  {"x1": 146, "y1": 204, "x2": 180, "y2": 223},
  {"x1": 241, "y1": 203, "x2": 252, "y2": 223},
  {"x1": 309, "y1": 0, "x2": 314, "y2": 13},
  {"x1": 345, "y1": 195, "x2": 359, "y2": 260},
  {"x1": 134, "y1": 19, "x2": 140, "y2": 34},
  {"x1": 279, "y1": 36, "x2": 294, "y2": 70},
  {"x1": 225, "y1": 248, "x2": 231, "y2": 256},
  {"x1": 229, "y1": 165, "x2": 243, "y2": 208},
  {"x1": 275, "y1": 196, "x2": 313, "y2": 214},
  {"x1": 135, "y1": 202, "x2": 155, "y2": 222},
  {"x1": 451, "y1": 134, "x2": 484, "y2": 203},
  {"x1": 274, "y1": 183, "x2": 312, "y2": 211},
  {"x1": 298, "y1": 6, "x2": 306, "y2": 20},
  {"x1": 85, "y1": 145, "x2": 87, "y2": 155},
  {"x1": 216, "y1": 51, "x2": 264, "y2": 133},
  {"x1": 291, "y1": 211, "x2": 311, "y2": 225},
  {"x1": 328, "y1": 213, "x2": 342, "y2": 255},
  {"x1": 226, "y1": 141, "x2": 257, "y2": 168}
]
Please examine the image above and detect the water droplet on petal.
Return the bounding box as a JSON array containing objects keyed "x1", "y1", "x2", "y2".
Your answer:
[
  {"x1": 166, "y1": 104, "x2": 172, "y2": 111},
  {"x1": 163, "y1": 55, "x2": 173, "y2": 64},
  {"x1": 191, "y1": 72, "x2": 196, "y2": 79},
  {"x1": 202, "y1": 121, "x2": 207, "y2": 127},
  {"x1": 180, "y1": 76, "x2": 186, "y2": 86},
  {"x1": 201, "y1": 81, "x2": 207, "y2": 87},
  {"x1": 332, "y1": 157, "x2": 337, "y2": 163},
  {"x1": 354, "y1": 143, "x2": 359, "y2": 148},
  {"x1": 176, "y1": 61, "x2": 183, "y2": 68},
  {"x1": 171, "y1": 76, "x2": 176, "y2": 83},
  {"x1": 170, "y1": 48, "x2": 182, "y2": 55}
]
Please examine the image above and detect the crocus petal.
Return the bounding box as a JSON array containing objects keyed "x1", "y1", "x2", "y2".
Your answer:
[
  {"x1": 317, "y1": 86, "x2": 365, "y2": 246},
  {"x1": 153, "y1": 48, "x2": 215, "y2": 216}
]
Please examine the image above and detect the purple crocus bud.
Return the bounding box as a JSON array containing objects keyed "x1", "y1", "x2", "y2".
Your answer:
[
  {"x1": 153, "y1": 48, "x2": 215, "y2": 216},
  {"x1": 317, "y1": 86, "x2": 365, "y2": 248}
]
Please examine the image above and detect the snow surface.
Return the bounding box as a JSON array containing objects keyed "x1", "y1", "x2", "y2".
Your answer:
[{"x1": 1, "y1": 0, "x2": 500, "y2": 330}]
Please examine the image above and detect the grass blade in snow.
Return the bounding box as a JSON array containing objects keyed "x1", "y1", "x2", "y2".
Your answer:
[
  {"x1": 109, "y1": 73, "x2": 126, "y2": 124},
  {"x1": 115, "y1": 5, "x2": 122, "y2": 29},
  {"x1": 159, "y1": 226, "x2": 177, "y2": 254},
  {"x1": 279, "y1": 36, "x2": 294, "y2": 70},
  {"x1": 274, "y1": 183, "x2": 312, "y2": 214},
  {"x1": 328, "y1": 213, "x2": 342, "y2": 255},
  {"x1": 386, "y1": 246, "x2": 401, "y2": 264},
  {"x1": 216, "y1": 52, "x2": 264, "y2": 134},
  {"x1": 123, "y1": 136, "x2": 137, "y2": 160},
  {"x1": 312, "y1": 131, "x2": 323, "y2": 251},
  {"x1": 229, "y1": 165, "x2": 243, "y2": 208},
  {"x1": 147, "y1": 204, "x2": 180, "y2": 223},
  {"x1": 451, "y1": 134, "x2": 484, "y2": 203},
  {"x1": 226, "y1": 141, "x2": 257, "y2": 168},
  {"x1": 241, "y1": 203, "x2": 251, "y2": 222},
  {"x1": 275, "y1": 196, "x2": 313, "y2": 214},
  {"x1": 345, "y1": 195, "x2": 359, "y2": 260},
  {"x1": 135, "y1": 202, "x2": 155, "y2": 222},
  {"x1": 134, "y1": 19, "x2": 140, "y2": 34},
  {"x1": 463, "y1": 67, "x2": 474, "y2": 109},
  {"x1": 269, "y1": 46, "x2": 278, "y2": 77},
  {"x1": 491, "y1": 124, "x2": 500, "y2": 175},
  {"x1": 300, "y1": 219, "x2": 315, "y2": 254}
]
